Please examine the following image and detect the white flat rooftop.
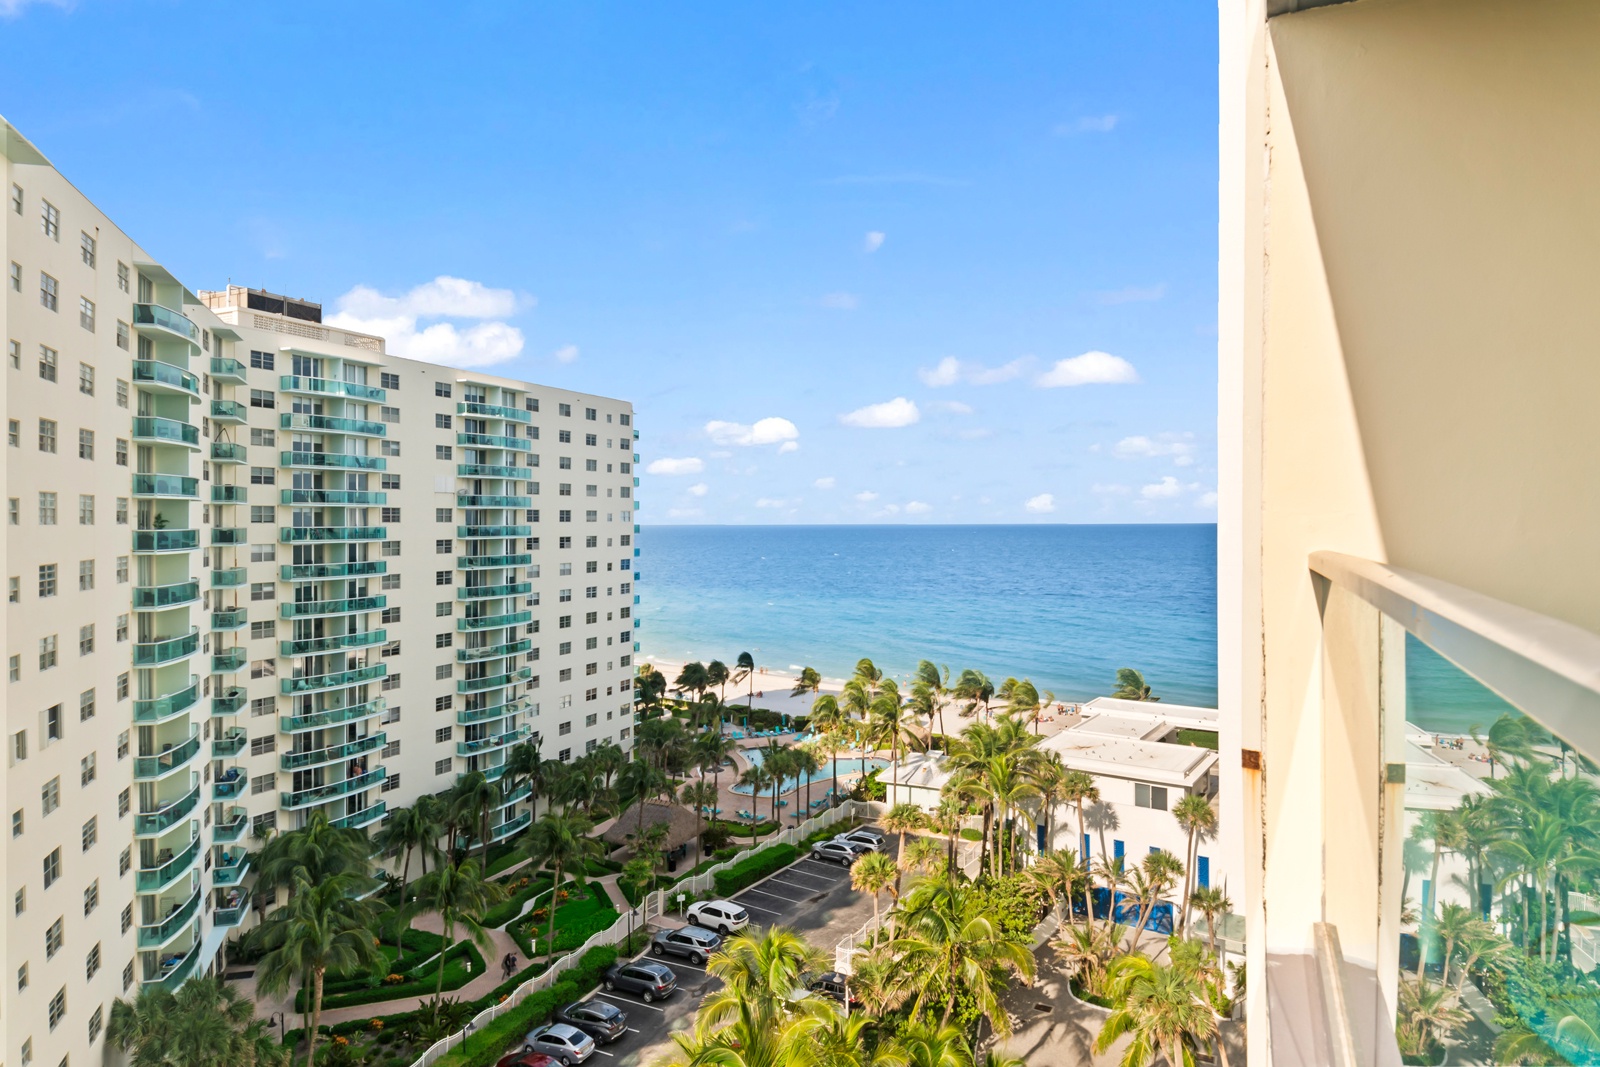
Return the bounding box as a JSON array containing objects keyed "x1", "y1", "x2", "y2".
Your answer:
[
  {"x1": 1042, "y1": 730, "x2": 1217, "y2": 788},
  {"x1": 1066, "y1": 712, "x2": 1172, "y2": 742},
  {"x1": 1403, "y1": 740, "x2": 1491, "y2": 811},
  {"x1": 1081, "y1": 696, "x2": 1220, "y2": 732}
]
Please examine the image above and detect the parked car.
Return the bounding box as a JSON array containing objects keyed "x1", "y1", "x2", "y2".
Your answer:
[
  {"x1": 807, "y1": 971, "x2": 863, "y2": 1011},
  {"x1": 495, "y1": 1053, "x2": 556, "y2": 1067},
  {"x1": 603, "y1": 959, "x2": 678, "y2": 1002},
  {"x1": 521, "y1": 1022, "x2": 596, "y2": 1065},
  {"x1": 651, "y1": 924, "x2": 723, "y2": 964},
  {"x1": 556, "y1": 999, "x2": 628, "y2": 1044},
  {"x1": 835, "y1": 827, "x2": 885, "y2": 848},
  {"x1": 811, "y1": 840, "x2": 865, "y2": 865},
  {"x1": 831, "y1": 831, "x2": 882, "y2": 852},
  {"x1": 686, "y1": 900, "x2": 750, "y2": 935}
]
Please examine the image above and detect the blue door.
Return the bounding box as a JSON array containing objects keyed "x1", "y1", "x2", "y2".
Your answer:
[
  {"x1": 1113, "y1": 839, "x2": 1124, "y2": 860},
  {"x1": 1197, "y1": 856, "x2": 1210, "y2": 888},
  {"x1": 1083, "y1": 834, "x2": 1091, "y2": 861}
]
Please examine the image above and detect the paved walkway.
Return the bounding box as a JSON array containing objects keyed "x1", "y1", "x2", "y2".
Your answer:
[{"x1": 317, "y1": 912, "x2": 524, "y2": 1025}]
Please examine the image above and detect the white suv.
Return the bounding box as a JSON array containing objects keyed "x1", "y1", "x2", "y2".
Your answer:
[
  {"x1": 686, "y1": 900, "x2": 750, "y2": 935},
  {"x1": 832, "y1": 830, "x2": 883, "y2": 852}
]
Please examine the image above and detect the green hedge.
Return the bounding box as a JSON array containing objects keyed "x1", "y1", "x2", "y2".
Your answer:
[
  {"x1": 713, "y1": 844, "x2": 800, "y2": 897},
  {"x1": 318, "y1": 928, "x2": 450, "y2": 996},
  {"x1": 430, "y1": 945, "x2": 620, "y2": 1067},
  {"x1": 481, "y1": 876, "x2": 554, "y2": 929},
  {"x1": 301, "y1": 941, "x2": 488, "y2": 1012},
  {"x1": 510, "y1": 883, "x2": 615, "y2": 958}
]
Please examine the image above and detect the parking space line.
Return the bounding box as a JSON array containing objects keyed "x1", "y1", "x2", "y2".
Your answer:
[
  {"x1": 740, "y1": 884, "x2": 809, "y2": 903},
  {"x1": 765, "y1": 874, "x2": 843, "y2": 893},
  {"x1": 593, "y1": 992, "x2": 666, "y2": 1013},
  {"x1": 729, "y1": 899, "x2": 785, "y2": 917},
  {"x1": 593, "y1": 1050, "x2": 615, "y2": 1058}
]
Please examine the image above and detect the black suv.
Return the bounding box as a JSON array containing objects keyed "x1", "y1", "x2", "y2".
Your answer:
[
  {"x1": 602, "y1": 960, "x2": 678, "y2": 1002},
  {"x1": 651, "y1": 924, "x2": 722, "y2": 965},
  {"x1": 808, "y1": 971, "x2": 863, "y2": 1010},
  {"x1": 556, "y1": 999, "x2": 628, "y2": 1044}
]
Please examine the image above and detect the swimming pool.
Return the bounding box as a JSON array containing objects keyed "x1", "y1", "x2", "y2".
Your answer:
[{"x1": 730, "y1": 749, "x2": 888, "y2": 795}]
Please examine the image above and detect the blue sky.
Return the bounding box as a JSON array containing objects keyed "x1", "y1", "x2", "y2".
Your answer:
[{"x1": 2, "y1": 2, "x2": 1218, "y2": 525}]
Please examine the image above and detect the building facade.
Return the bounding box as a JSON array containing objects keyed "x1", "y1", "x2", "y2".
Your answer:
[{"x1": 3, "y1": 117, "x2": 640, "y2": 1067}]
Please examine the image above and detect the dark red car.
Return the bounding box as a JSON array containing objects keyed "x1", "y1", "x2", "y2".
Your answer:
[{"x1": 495, "y1": 1052, "x2": 556, "y2": 1067}]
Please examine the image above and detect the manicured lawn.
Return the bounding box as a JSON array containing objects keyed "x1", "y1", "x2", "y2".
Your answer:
[
  {"x1": 1174, "y1": 728, "x2": 1219, "y2": 750},
  {"x1": 510, "y1": 882, "x2": 618, "y2": 958}
]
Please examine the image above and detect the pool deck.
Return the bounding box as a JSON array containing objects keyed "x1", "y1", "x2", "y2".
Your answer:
[{"x1": 687, "y1": 730, "x2": 881, "y2": 827}]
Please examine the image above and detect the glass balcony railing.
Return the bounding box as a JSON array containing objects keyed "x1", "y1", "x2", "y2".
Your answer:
[
  {"x1": 280, "y1": 664, "x2": 386, "y2": 694},
  {"x1": 132, "y1": 416, "x2": 200, "y2": 448},
  {"x1": 280, "y1": 732, "x2": 385, "y2": 772},
  {"x1": 210, "y1": 357, "x2": 248, "y2": 382},
  {"x1": 458, "y1": 668, "x2": 533, "y2": 693},
  {"x1": 211, "y1": 687, "x2": 246, "y2": 716},
  {"x1": 456, "y1": 699, "x2": 525, "y2": 726},
  {"x1": 278, "y1": 488, "x2": 387, "y2": 505},
  {"x1": 331, "y1": 801, "x2": 387, "y2": 830},
  {"x1": 280, "y1": 595, "x2": 386, "y2": 619},
  {"x1": 211, "y1": 608, "x2": 248, "y2": 631},
  {"x1": 280, "y1": 560, "x2": 386, "y2": 580},
  {"x1": 212, "y1": 807, "x2": 248, "y2": 843},
  {"x1": 134, "y1": 781, "x2": 200, "y2": 836},
  {"x1": 457, "y1": 610, "x2": 532, "y2": 631},
  {"x1": 484, "y1": 764, "x2": 508, "y2": 781},
  {"x1": 501, "y1": 782, "x2": 533, "y2": 807},
  {"x1": 135, "y1": 835, "x2": 200, "y2": 892},
  {"x1": 457, "y1": 639, "x2": 533, "y2": 662},
  {"x1": 212, "y1": 854, "x2": 250, "y2": 886},
  {"x1": 211, "y1": 647, "x2": 247, "y2": 673},
  {"x1": 133, "y1": 676, "x2": 200, "y2": 723},
  {"x1": 132, "y1": 302, "x2": 200, "y2": 344},
  {"x1": 490, "y1": 811, "x2": 533, "y2": 842},
  {"x1": 133, "y1": 527, "x2": 199, "y2": 553},
  {"x1": 279, "y1": 698, "x2": 385, "y2": 733},
  {"x1": 209, "y1": 400, "x2": 248, "y2": 422},
  {"x1": 137, "y1": 886, "x2": 202, "y2": 948},
  {"x1": 281, "y1": 768, "x2": 386, "y2": 810},
  {"x1": 279, "y1": 412, "x2": 387, "y2": 437},
  {"x1": 213, "y1": 891, "x2": 251, "y2": 928},
  {"x1": 456, "y1": 432, "x2": 531, "y2": 452},
  {"x1": 456, "y1": 494, "x2": 532, "y2": 508},
  {"x1": 132, "y1": 473, "x2": 199, "y2": 498},
  {"x1": 134, "y1": 730, "x2": 202, "y2": 780},
  {"x1": 132, "y1": 628, "x2": 200, "y2": 666},
  {"x1": 211, "y1": 484, "x2": 248, "y2": 504},
  {"x1": 457, "y1": 525, "x2": 530, "y2": 538},
  {"x1": 132, "y1": 580, "x2": 200, "y2": 610},
  {"x1": 148, "y1": 943, "x2": 201, "y2": 991},
  {"x1": 211, "y1": 567, "x2": 247, "y2": 588},
  {"x1": 458, "y1": 553, "x2": 533, "y2": 569},
  {"x1": 279, "y1": 450, "x2": 386, "y2": 471},
  {"x1": 279, "y1": 375, "x2": 386, "y2": 401},
  {"x1": 458, "y1": 463, "x2": 523, "y2": 478},
  {"x1": 458, "y1": 582, "x2": 532, "y2": 600},
  {"x1": 210, "y1": 441, "x2": 248, "y2": 463},
  {"x1": 211, "y1": 527, "x2": 248, "y2": 545},
  {"x1": 457, "y1": 400, "x2": 533, "y2": 423},
  {"x1": 457, "y1": 725, "x2": 531, "y2": 756},
  {"x1": 213, "y1": 773, "x2": 246, "y2": 799},
  {"x1": 212, "y1": 728, "x2": 247, "y2": 757},
  {"x1": 132, "y1": 359, "x2": 199, "y2": 396},
  {"x1": 278, "y1": 525, "x2": 386, "y2": 543},
  {"x1": 277, "y1": 629, "x2": 386, "y2": 657}
]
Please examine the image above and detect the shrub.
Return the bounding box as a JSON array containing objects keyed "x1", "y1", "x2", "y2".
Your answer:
[
  {"x1": 481, "y1": 876, "x2": 554, "y2": 929},
  {"x1": 713, "y1": 843, "x2": 800, "y2": 896},
  {"x1": 301, "y1": 942, "x2": 488, "y2": 1012}
]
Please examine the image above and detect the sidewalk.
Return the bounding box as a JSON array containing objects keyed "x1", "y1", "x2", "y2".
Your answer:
[{"x1": 316, "y1": 912, "x2": 524, "y2": 1025}]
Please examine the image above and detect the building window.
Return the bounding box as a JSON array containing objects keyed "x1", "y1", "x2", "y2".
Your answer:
[
  {"x1": 38, "y1": 563, "x2": 56, "y2": 597},
  {"x1": 381, "y1": 372, "x2": 400, "y2": 389},
  {"x1": 78, "y1": 690, "x2": 94, "y2": 722},
  {"x1": 77, "y1": 495, "x2": 94, "y2": 525},
  {"x1": 381, "y1": 439, "x2": 400, "y2": 456},
  {"x1": 78, "y1": 296, "x2": 95, "y2": 332},
  {"x1": 43, "y1": 846, "x2": 60, "y2": 885},
  {"x1": 114, "y1": 438, "x2": 127, "y2": 465},
  {"x1": 38, "y1": 420, "x2": 56, "y2": 453},
  {"x1": 77, "y1": 428, "x2": 94, "y2": 459},
  {"x1": 434, "y1": 413, "x2": 452, "y2": 429},
  {"x1": 84, "y1": 879, "x2": 99, "y2": 914},
  {"x1": 250, "y1": 506, "x2": 274, "y2": 523},
  {"x1": 78, "y1": 362, "x2": 94, "y2": 395},
  {"x1": 435, "y1": 727, "x2": 452, "y2": 743},
  {"x1": 80, "y1": 816, "x2": 96, "y2": 851},
  {"x1": 435, "y1": 539, "x2": 452, "y2": 555},
  {"x1": 89, "y1": 1003, "x2": 104, "y2": 1043},
  {"x1": 249, "y1": 389, "x2": 275, "y2": 408},
  {"x1": 250, "y1": 736, "x2": 276, "y2": 757},
  {"x1": 250, "y1": 466, "x2": 275, "y2": 485},
  {"x1": 250, "y1": 428, "x2": 276, "y2": 446},
  {"x1": 435, "y1": 444, "x2": 452, "y2": 460},
  {"x1": 78, "y1": 560, "x2": 94, "y2": 591},
  {"x1": 434, "y1": 632, "x2": 452, "y2": 648},
  {"x1": 250, "y1": 544, "x2": 276, "y2": 562},
  {"x1": 250, "y1": 697, "x2": 274, "y2": 717},
  {"x1": 383, "y1": 773, "x2": 401, "y2": 792},
  {"x1": 248, "y1": 350, "x2": 274, "y2": 370},
  {"x1": 381, "y1": 507, "x2": 400, "y2": 522},
  {"x1": 39, "y1": 634, "x2": 57, "y2": 670},
  {"x1": 250, "y1": 621, "x2": 276, "y2": 640},
  {"x1": 435, "y1": 759, "x2": 452, "y2": 775},
  {"x1": 78, "y1": 624, "x2": 94, "y2": 655},
  {"x1": 1133, "y1": 783, "x2": 1169, "y2": 811},
  {"x1": 116, "y1": 789, "x2": 128, "y2": 817},
  {"x1": 434, "y1": 381, "x2": 452, "y2": 398},
  {"x1": 249, "y1": 582, "x2": 274, "y2": 602},
  {"x1": 250, "y1": 774, "x2": 275, "y2": 796},
  {"x1": 381, "y1": 406, "x2": 400, "y2": 423},
  {"x1": 40, "y1": 199, "x2": 59, "y2": 238},
  {"x1": 383, "y1": 540, "x2": 401, "y2": 556},
  {"x1": 48, "y1": 987, "x2": 65, "y2": 1030},
  {"x1": 116, "y1": 731, "x2": 128, "y2": 759},
  {"x1": 40, "y1": 271, "x2": 58, "y2": 311}
]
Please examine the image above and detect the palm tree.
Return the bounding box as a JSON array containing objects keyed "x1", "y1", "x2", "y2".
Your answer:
[
  {"x1": 692, "y1": 730, "x2": 737, "y2": 800},
  {"x1": 952, "y1": 669, "x2": 995, "y2": 722},
  {"x1": 407, "y1": 856, "x2": 506, "y2": 1008},
  {"x1": 1025, "y1": 849, "x2": 1087, "y2": 921},
  {"x1": 701, "y1": 926, "x2": 827, "y2": 1025},
  {"x1": 501, "y1": 738, "x2": 543, "y2": 817},
  {"x1": 869, "y1": 684, "x2": 921, "y2": 806},
  {"x1": 788, "y1": 1011, "x2": 908, "y2": 1067},
  {"x1": 451, "y1": 769, "x2": 503, "y2": 866},
  {"x1": 706, "y1": 659, "x2": 732, "y2": 702},
  {"x1": 1471, "y1": 712, "x2": 1536, "y2": 778},
  {"x1": 930, "y1": 797, "x2": 964, "y2": 874},
  {"x1": 673, "y1": 661, "x2": 710, "y2": 702},
  {"x1": 736, "y1": 650, "x2": 757, "y2": 708},
  {"x1": 760, "y1": 743, "x2": 793, "y2": 824},
  {"x1": 634, "y1": 664, "x2": 668, "y2": 716},
  {"x1": 110, "y1": 977, "x2": 289, "y2": 1067},
  {"x1": 1032, "y1": 752, "x2": 1067, "y2": 857},
  {"x1": 852, "y1": 850, "x2": 899, "y2": 933},
  {"x1": 883, "y1": 802, "x2": 927, "y2": 894},
  {"x1": 889, "y1": 873, "x2": 1035, "y2": 1034},
  {"x1": 901, "y1": 836, "x2": 946, "y2": 882},
  {"x1": 371, "y1": 800, "x2": 443, "y2": 951},
  {"x1": 809, "y1": 694, "x2": 848, "y2": 799},
  {"x1": 1190, "y1": 885, "x2": 1233, "y2": 957},
  {"x1": 681, "y1": 780, "x2": 719, "y2": 863},
  {"x1": 899, "y1": 1018, "x2": 973, "y2": 1067},
  {"x1": 1093, "y1": 855, "x2": 1129, "y2": 939},
  {"x1": 1125, "y1": 850, "x2": 1184, "y2": 955},
  {"x1": 912, "y1": 660, "x2": 952, "y2": 746},
  {"x1": 1054, "y1": 920, "x2": 1126, "y2": 1003},
  {"x1": 1172, "y1": 794, "x2": 1218, "y2": 934},
  {"x1": 791, "y1": 666, "x2": 822, "y2": 698},
  {"x1": 521, "y1": 809, "x2": 601, "y2": 960},
  {"x1": 255, "y1": 810, "x2": 374, "y2": 909},
  {"x1": 1395, "y1": 979, "x2": 1470, "y2": 1063},
  {"x1": 1112, "y1": 668, "x2": 1159, "y2": 702},
  {"x1": 1094, "y1": 956, "x2": 1215, "y2": 1067},
  {"x1": 793, "y1": 743, "x2": 823, "y2": 815},
  {"x1": 619, "y1": 758, "x2": 668, "y2": 841}
]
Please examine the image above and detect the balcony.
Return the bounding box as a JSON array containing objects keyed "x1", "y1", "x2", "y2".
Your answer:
[
  {"x1": 278, "y1": 629, "x2": 386, "y2": 657},
  {"x1": 134, "y1": 781, "x2": 201, "y2": 836},
  {"x1": 280, "y1": 450, "x2": 386, "y2": 471},
  {"x1": 457, "y1": 432, "x2": 531, "y2": 452},
  {"x1": 211, "y1": 647, "x2": 247, "y2": 673},
  {"x1": 147, "y1": 942, "x2": 201, "y2": 991},
  {"x1": 279, "y1": 488, "x2": 387, "y2": 505},
  {"x1": 134, "y1": 730, "x2": 202, "y2": 780},
  {"x1": 281, "y1": 768, "x2": 386, "y2": 810},
  {"x1": 279, "y1": 525, "x2": 386, "y2": 543},
  {"x1": 457, "y1": 638, "x2": 533, "y2": 662},
  {"x1": 135, "y1": 835, "x2": 200, "y2": 893},
  {"x1": 457, "y1": 668, "x2": 533, "y2": 693},
  {"x1": 280, "y1": 663, "x2": 386, "y2": 694},
  {"x1": 133, "y1": 676, "x2": 200, "y2": 723},
  {"x1": 331, "y1": 801, "x2": 387, "y2": 830},
  {"x1": 210, "y1": 356, "x2": 248, "y2": 382},
  {"x1": 211, "y1": 484, "x2": 248, "y2": 505},
  {"x1": 212, "y1": 728, "x2": 247, "y2": 757},
  {"x1": 280, "y1": 560, "x2": 386, "y2": 580},
  {"x1": 212, "y1": 807, "x2": 248, "y2": 843},
  {"x1": 132, "y1": 473, "x2": 199, "y2": 499},
  {"x1": 490, "y1": 811, "x2": 533, "y2": 841},
  {"x1": 133, "y1": 628, "x2": 200, "y2": 666},
  {"x1": 211, "y1": 527, "x2": 248, "y2": 545},
  {"x1": 279, "y1": 375, "x2": 386, "y2": 401},
  {"x1": 279, "y1": 412, "x2": 387, "y2": 437},
  {"x1": 133, "y1": 527, "x2": 200, "y2": 553},
  {"x1": 456, "y1": 494, "x2": 531, "y2": 508},
  {"x1": 138, "y1": 886, "x2": 202, "y2": 948},
  {"x1": 132, "y1": 416, "x2": 200, "y2": 449},
  {"x1": 209, "y1": 400, "x2": 248, "y2": 423},
  {"x1": 457, "y1": 525, "x2": 530, "y2": 538},
  {"x1": 456, "y1": 699, "x2": 524, "y2": 726},
  {"x1": 132, "y1": 359, "x2": 200, "y2": 397},
  {"x1": 213, "y1": 772, "x2": 246, "y2": 799},
  {"x1": 280, "y1": 732, "x2": 385, "y2": 772},
  {"x1": 458, "y1": 582, "x2": 532, "y2": 600},
  {"x1": 458, "y1": 610, "x2": 531, "y2": 631},
  {"x1": 132, "y1": 580, "x2": 201, "y2": 611},
  {"x1": 279, "y1": 698, "x2": 385, "y2": 733},
  {"x1": 211, "y1": 687, "x2": 246, "y2": 716},
  {"x1": 213, "y1": 890, "x2": 251, "y2": 928},
  {"x1": 458, "y1": 463, "x2": 523, "y2": 478},
  {"x1": 132, "y1": 302, "x2": 200, "y2": 345},
  {"x1": 458, "y1": 553, "x2": 532, "y2": 569},
  {"x1": 211, "y1": 568, "x2": 247, "y2": 589},
  {"x1": 457, "y1": 725, "x2": 531, "y2": 756},
  {"x1": 210, "y1": 441, "x2": 248, "y2": 463},
  {"x1": 211, "y1": 608, "x2": 248, "y2": 631},
  {"x1": 457, "y1": 400, "x2": 533, "y2": 423},
  {"x1": 280, "y1": 595, "x2": 386, "y2": 619},
  {"x1": 501, "y1": 782, "x2": 533, "y2": 807},
  {"x1": 212, "y1": 853, "x2": 250, "y2": 886}
]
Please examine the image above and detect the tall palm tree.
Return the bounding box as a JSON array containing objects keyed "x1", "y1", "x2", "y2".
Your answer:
[
  {"x1": 110, "y1": 977, "x2": 289, "y2": 1067},
  {"x1": 912, "y1": 660, "x2": 952, "y2": 746},
  {"x1": 255, "y1": 810, "x2": 375, "y2": 909},
  {"x1": 852, "y1": 851, "x2": 899, "y2": 932},
  {"x1": 634, "y1": 664, "x2": 668, "y2": 716},
  {"x1": 841, "y1": 677, "x2": 875, "y2": 761},
  {"x1": 501, "y1": 738, "x2": 543, "y2": 817},
  {"x1": 899, "y1": 1018, "x2": 973, "y2": 1067},
  {"x1": 1032, "y1": 752, "x2": 1067, "y2": 856},
  {"x1": 674, "y1": 661, "x2": 710, "y2": 702},
  {"x1": 793, "y1": 743, "x2": 824, "y2": 815},
  {"x1": 681, "y1": 780, "x2": 719, "y2": 863},
  {"x1": 618, "y1": 758, "x2": 668, "y2": 841},
  {"x1": 791, "y1": 666, "x2": 822, "y2": 698},
  {"x1": 1112, "y1": 668, "x2": 1159, "y2": 702},
  {"x1": 761, "y1": 743, "x2": 793, "y2": 824},
  {"x1": 883, "y1": 803, "x2": 927, "y2": 895},
  {"x1": 521, "y1": 809, "x2": 601, "y2": 960},
  {"x1": 407, "y1": 856, "x2": 506, "y2": 1008},
  {"x1": 739, "y1": 762, "x2": 773, "y2": 824},
  {"x1": 706, "y1": 659, "x2": 732, "y2": 702},
  {"x1": 451, "y1": 769, "x2": 503, "y2": 866},
  {"x1": 889, "y1": 873, "x2": 1035, "y2": 1033},
  {"x1": 1124, "y1": 851, "x2": 1184, "y2": 955},
  {"x1": 952, "y1": 669, "x2": 995, "y2": 722},
  {"x1": 930, "y1": 797, "x2": 965, "y2": 874},
  {"x1": 788, "y1": 1011, "x2": 909, "y2": 1067},
  {"x1": 809, "y1": 694, "x2": 848, "y2": 799},
  {"x1": 1172, "y1": 794, "x2": 1218, "y2": 934},
  {"x1": 869, "y1": 683, "x2": 921, "y2": 806},
  {"x1": 371, "y1": 800, "x2": 443, "y2": 951},
  {"x1": 1095, "y1": 956, "x2": 1216, "y2": 1067},
  {"x1": 700, "y1": 926, "x2": 828, "y2": 1026},
  {"x1": 1061, "y1": 771, "x2": 1100, "y2": 923},
  {"x1": 692, "y1": 730, "x2": 737, "y2": 799},
  {"x1": 1190, "y1": 885, "x2": 1233, "y2": 957},
  {"x1": 736, "y1": 650, "x2": 757, "y2": 708}
]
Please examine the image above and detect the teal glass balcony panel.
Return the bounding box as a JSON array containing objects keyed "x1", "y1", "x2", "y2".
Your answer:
[
  {"x1": 457, "y1": 725, "x2": 531, "y2": 756},
  {"x1": 131, "y1": 359, "x2": 200, "y2": 397},
  {"x1": 211, "y1": 527, "x2": 248, "y2": 545},
  {"x1": 133, "y1": 528, "x2": 200, "y2": 553},
  {"x1": 456, "y1": 494, "x2": 531, "y2": 508},
  {"x1": 457, "y1": 525, "x2": 530, "y2": 538},
  {"x1": 132, "y1": 302, "x2": 200, "y2": 344},
  {"x1": 280, "y1": 594, "x2": 386, "y2": 619},
  {"x1": 456, "y1": 431, "x2": 532, "y2": 452},
  {"x1": 484, "y1": 763, "x2": 508, "y2": 781},
  {"x1": 211, "y1": 647, "x2": 247, "y2": 673},
  {"x1": 211, "y1": 567, "x2": 247, "y2": 588},
  {"x1": 137, "y1": 887, "x2": 202, "y2": 948},
  {"x1": 211, "y1": 484, "x2": 248, "y2": 504},
  {"x1": 134, "y1": 730, "x2": 202, "y2": 780},
  {"x1": 490, "y1": 811, "x2": 533, "y2": 841},
  {"x1": 279, "y1": 698, "x2": 385, "y2": 733},
  {"x1": 458, "y1": 553, "x2": 532, "y2": 569},
  {"x1": 457, "y1": 639, "x2": 532, "y2": 662},
  {"x1": 133, "y1": 628, "x2": 200, "y2": 666},
  {"x1": 149, "y1": 943, "x2": 202, "y2": 991},
  {"x1": 279, "y1": 375, "x2": 386, "y2": 401},
  {"x1": 212, "y1": 855, "x2": 250, "y2": 886},
  {"x1": 135, "y1": 835, "x2": 200, "y2": 892},
  {"x1": 210, "y1": 356, "x2": 248, "y2": 382},
  {"x1": 279, "y1": 560, "x2": 386, "y2": 580},
  {"x1": 280, "y1": 450, "x2": 386, "y2": 471},
  {"x1": 211, "y1": 608, "x2": 248, "y2": 631},
  {"x1": 500, "y1": 782, "x2": 533, "y2": 807},
  {"x1": 211, "y1": 687, "x2": 246, "y2": 716},
  {"x1": 278, "y1": 628, "x2": 386, "y2": 657},
  {"x1": 132, "y1": 580, "x2": 200, "y2": 610},
  {"x1": 634, "y1": 477, "x2": 641, "y2": 487},
  {"x1": 457, "y1": 668, "x2": 533, "y2": 694},
  {"x1": 457, "y1": 401, "x2": 532, "y2": 423},
  {"x1": 279, "y1": 525, "x2": 386, "y2": 543},
  {"x1": 457, "y1": 610, "x2": 531, "y2": 631},
  {"x1": 213, "y1": 891, "x2": 251, "y2": 928},
  {"x1": 458, "y1": 582, "x2": 532, "y2": 600},
  {"x1": 210, "y1": 400, "x2": 248, "y2": 423},
  {"x1": 132, "y1": 473, "x2": 199, "y2": 498},
  {"x1": 456, "y1": 699, "x2": 525, "y2": 726},
  {"x1": 212, "y1": 728, "x2": 247, "y2": 757},
  {"x1": 280, "y1": 732, "x2": 384, "y2": 772},
  {"x1": 281, "y1": 768, "x2": 386, "y2": 810},
  {"x1": 331, "y1": 801, "x2": 386, "y2": 830},
  {"x1": 279, "y1": 488, "x2": 387, "y2": 505},
  {"x1": 213, "y1": 773, "x2": 246, "y2": 799},
  {"x1": 134, "y1": 782, "x2": 200, "y2": 836},
  {"x1": 280, "y1": 663, "x2": 386, "y2": 694},
  {"x1": 210, "y1": 441, "x2": 248, "y2": 463},
  {"x1": 457, "y1": 463, "x2": 522, "y2": 478},
  {"x1": 212, "y1": 808, "x2": 248, "y2": 843},
  {"x1": 132, "y1": 416, "x2": 200, "y2": 448},
  {"x1": 279, "y1": 412, "x2": 387, "y2": 437},
  {"x1": 133, "y1": 676, "x2": 200, "y2": 723}
]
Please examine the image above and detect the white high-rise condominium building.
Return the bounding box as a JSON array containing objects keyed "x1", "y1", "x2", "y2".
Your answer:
[{"x1": 2, "y1": 116, "x2": 641, "y2": 1067}]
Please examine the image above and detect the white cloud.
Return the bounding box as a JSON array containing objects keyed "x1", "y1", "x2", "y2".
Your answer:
[
  {"x1": 646, "y1": 457, "x2": 704, "y2": 476},
  {"x1": 1095, "y1": 284, "x2": 1166, "y2": 306},
  {"x1": 687, "y1": 483, "x2": 709, "y2": 497},
  {"x1": 704, "y1": 417, "x2": 800, "y2": 448},
  {"x1": 839, "y1": 397, "x2": 920, "y2": 428},
  {"x1": 854, "y1": 491, "x2": 879, "y2": 503},
  {"x1": 1114, "y1": 433, "x2": 1196, "y2": 466},
  {"x1": 1, "y1": 0, "x2": 74, "y2": 16},
  {"x1": 863, "y1": 231, "x2": 886, "y2": 253},
  {"x1": 905, "y1": 501, "x2": 932, "y2": 515},
  {"x1": 1024, "y1": 493, "x2": 1056, "y2": 514},
  {"x1": 552, "y1": 344, "x2": 579, "y2": 364},
  {"x1": 777, "y1": 441, "x2": 800, "y2": 454},
  {"x1": 918, "y1": 357, "x2": 961, "y2": 387},
  {"x1": 754, "y1": 498, "x2": 790, "y2": 509},
  {"x1": 327, "y1": 275, "x2": 528, "y2": 369},
  {"x1": 813, "y1": 477, "x2": 836, "y2": 490},
  {"x1": 1197, "y1": 491, "x2": 1218, "y2": 509},
  {"x1": 1056, "y1": 114, "x2": 1119, "y2": 134},
  {"x1": 917, "y1": 356, "x2": 1030, "y2": 388},
  {"x1": 1141, "y1": 476, "x2": 1184, "y2": 500},
  {"x1": 819, "y1": 292, "x2": 860, "y2": 310},
  {"x1": 1036, "y1": 351, "x2": 1140, "y2": 388}
]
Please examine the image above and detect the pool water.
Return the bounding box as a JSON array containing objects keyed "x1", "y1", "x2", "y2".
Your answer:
[{"x1": 729, "y1": 748, "x2": 888, "y2": 795}]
